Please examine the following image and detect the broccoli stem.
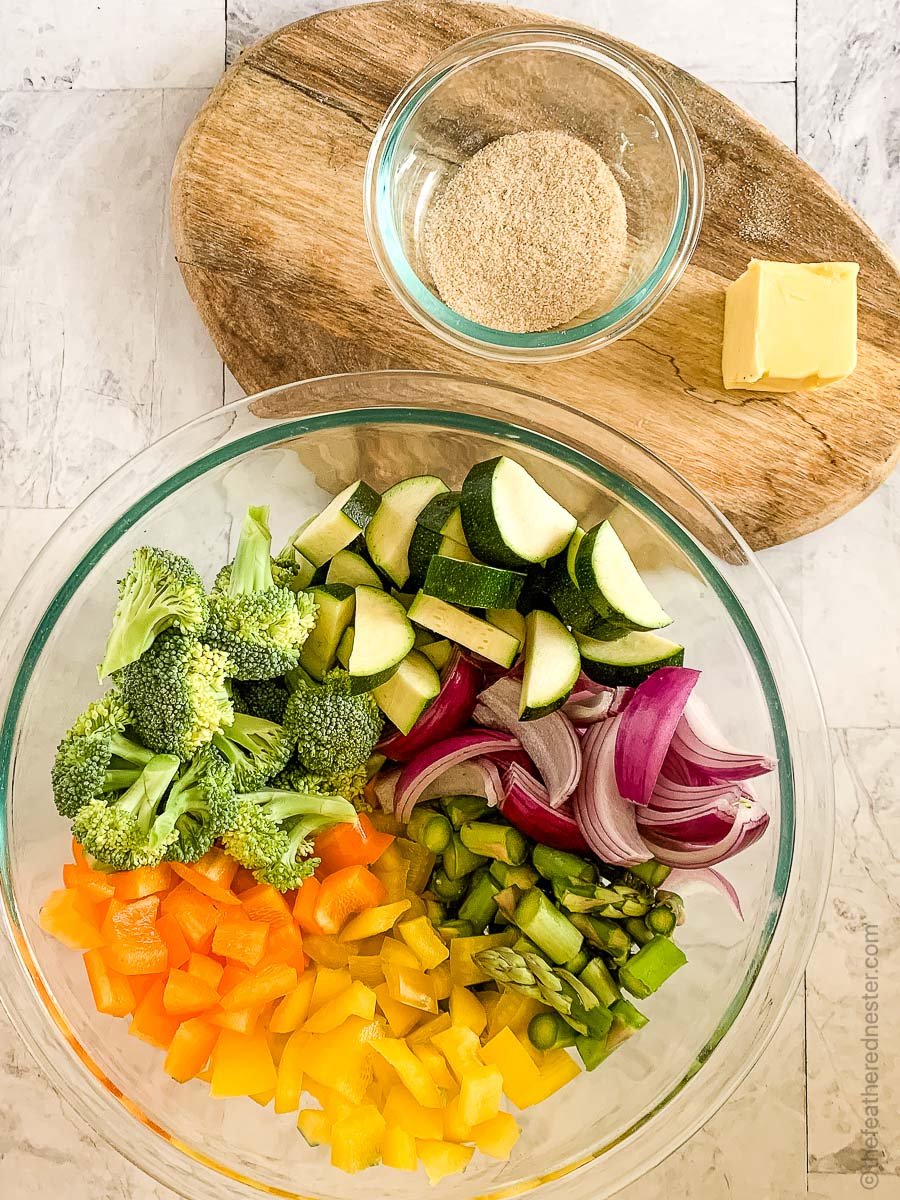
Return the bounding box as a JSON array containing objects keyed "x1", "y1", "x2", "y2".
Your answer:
[
  {"x1": 579, "y1": 957, "x2": 622, "y2": 1008},
  {"x1": 532, "y1": 845, "x2": 597, "y2": 886},
  {"x1": 109, "y1": 733, "x2": 155, "y2": 766},
  {"x1": 458, "y1": 868, "x2": 501, "y2": 931},
  {"x1": 241, "y1": 789, "x2": 357, "y2": 827},
  {"x1": 619, "y1": 937, "x2": 688, "y2": 999},
  {"x1": 513, "y1": 887, "x2": 584, "y2": 966},
  {"x1": 229, "y1": 505, "x2": 275, "y2": 596},
  {"x1": 440, "y1": 795, "x2": 489, "y2": 828},
  {"x1": 528, "y1": 1011, "x2": 576, "y2": 1051},
  {"x1": 459, "y1": 821, "x2": 528, "y2": 865},
  {"x1": 119, "y1": 754, "x2": 181, "y2": 829},
  {"x1": 101, "y1": 769, "x2": 143, "y2": 793},
  {"x1": 406, "y1": 805, "x2": 453, "y2": 855}
]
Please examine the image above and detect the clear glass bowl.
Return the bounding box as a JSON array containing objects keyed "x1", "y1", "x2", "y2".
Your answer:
[
  {"x1": 364, "y1": 28, "x2": 704, "y2": 362},
  {"x1": 0, "y1": 372, "x2": 831, "y2": 1200}
]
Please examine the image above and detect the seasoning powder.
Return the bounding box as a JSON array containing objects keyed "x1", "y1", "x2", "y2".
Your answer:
[{"x1": 423, "y1": 130, "x2": 628, "y2": 334}]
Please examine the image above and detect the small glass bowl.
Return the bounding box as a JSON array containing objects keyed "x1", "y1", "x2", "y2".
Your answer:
[{"x1": 364, "y1": 27, "x2": 704, "y2": 362}]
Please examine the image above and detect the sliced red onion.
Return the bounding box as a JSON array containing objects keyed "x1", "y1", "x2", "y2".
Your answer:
[
  {"x1": 574, "y1": 715, "x2": 651, "y2": 866},
  {"x1": 639, "y1": 799, "x2": 769, "y2": 867},
  {"x1": 378, "y1": 650, "x2": 482, "y2": 762},
  {"x1": 394, "y1": 729, "x2": 519, "y2": 823},
  {"x1": 475, "y1": 676, "x2": 581, "y2": 807},
  {"x1": 663, "y1": 694, "x2": 776, "y2": 784},
  {"x1": 419, "y1": 757, "x2": 504, "y2": 807},
  {"x1": 372, "y1": 767, "x2": 401, "y2": 813},
  {"x1": 650, "y1": 776, "x2": 747, "y2": 809},
  {"x1": 614, "y1": 667, "x2": 700, "y2": 806},
  {"x1": 665, "y1": 867, "x2": 744, "y2": 921},
  {"x1": 563, "y1": 684, "x2": 632, "y2": 725},
  {"x1": 637, "y1": 795, "x2": 749, "y2": 844},
  {"x1": 500, "y1": 763, "x2": 590, "y2": 853}
]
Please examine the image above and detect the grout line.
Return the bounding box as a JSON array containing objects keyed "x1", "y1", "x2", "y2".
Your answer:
[
  {"x1": 803, "y1": 970, "x2": 811, "y2": 1187},
  {"x1": 794, "y1": 0, "x2": 800, "y2": 153}
]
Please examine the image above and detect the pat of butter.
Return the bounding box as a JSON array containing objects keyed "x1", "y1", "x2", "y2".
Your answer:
[{"x1": 722, "y1": 259, "x2": 859, "y2": 391}]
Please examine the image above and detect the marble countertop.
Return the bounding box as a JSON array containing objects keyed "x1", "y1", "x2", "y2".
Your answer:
[{"x1": 1, "y1": 1, "x2": 897, "y2": 1197}]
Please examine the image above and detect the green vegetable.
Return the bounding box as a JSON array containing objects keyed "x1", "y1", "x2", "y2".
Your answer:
[
  {"x1": 442, "y1": 830, "x2": 487, "y2": 880},
  {"x1": 430, "y1": 867, "x2": 468, "y2": 903},
  {"x1": 222, "y1": 789, "x2": 357, "y2": 891},
  {"x1": 488, "y1": 861, "x2": 538, "y2": 890},
  {"x1": 474, "y1": 947, "x2": 611, "y2": 1039},
  {"x1": 212, "y1": 712, "x2": 294, "y2": 791},
  {"x1": 518, "y1": 609, "x2": 580, "y2": 720},
  {"x1": 646, "y1": 891, "x2": 685, "y2": 936},
  {"x1": 629, "y1": 859, "x2": 672, "y2": 889},
  {"x1": 625, "y1": 917, "x2": 654, "y2": 947},
  {"x1": 423, "y1": 897, "x2": 446, "y2": 926},
  {"x1": 532, "y1": 844, "x2": 596, "y2": 886},
  {"x1": 98, "y1": 547, "x2": 208, "y2": 680},
  {"x1": 145, "y1": 747, "x2": 238, "y2": 864},
  {"x1": 552, "y1": 877, "x2": 652, "y2": 919},
  {"x1": 406, "y1": 806, "x2": 452, "y2": 855},
  {"x1": 513, "y1": 887, "x2": 583, "y2": 966},
  {"x1": 71, "y1": 753, "x2": 181, "y2": 870},
  {"x1": 51, "y1": 692, "x2": 153, "y2": 818},
  {"x1": 459, "y1": 821, "x2": 528, "y2": 865},
  {"x1": 283, "y1": 668, "x2": 383, "y2": 774},
  {"x1": 458, "y1": 868, "x2": 501, "y2": 931},
  {"x1": 118, "y1": 629, "x2": 233, "y2": 759},
  {"x1": 575, "y1": 1035, "x2": 609, "y2": 1071},
  {"x1": 271, "y1": 761, "x2": 368, "y2": 809},
  {"x1": 569, "y1": 913, "x2": 631, "y2": 962},
  {"x1": 206, "y1": 506, "x2": 317, "y2": 680},
  {"x1": 528, "y1": 1011, "x2": 576, "y2": 1051},
  {"x1": 619, "y1": 936, "x2": 688, "y2": 998},
  {"x1": 436, "y1": 919, "x2": 475, "y2": 940},
  {"x1": 579, "y1": 957, "x2": 622, "y2": 1008},
  {"x1": 440, "y1": 795, "x2": 489, "y2": 828},
  {"x1": 232, "y1": 677, "x2": 290, "y2": 725},
  {"x1": 562, "y1": 947, "x2": 590, "y2": 975}
]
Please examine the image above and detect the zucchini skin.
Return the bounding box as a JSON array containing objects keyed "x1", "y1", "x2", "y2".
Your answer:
[
  {"x1": 460, "y1": 458, "x2": 534, "y2": 568},
  {"x1": 579, "y1": 645, "x2": 685, "y2": 687},
  {"x1": 423, "y1": 557, "x2": 525, "y2": 609},
  {"x1": 341, "y1": 481, "x2": 382, "y2": 530}
]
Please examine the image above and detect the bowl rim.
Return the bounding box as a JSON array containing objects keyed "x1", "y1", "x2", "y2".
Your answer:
[
  {"x1": 363, "y1": 25, "x2": 705, "y2": 362},
  {"x1": 0, "y1": 371, "x2": 832, "y2": 1200}
]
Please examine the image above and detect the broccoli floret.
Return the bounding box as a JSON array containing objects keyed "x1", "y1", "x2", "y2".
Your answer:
[
  {"x1": 118, "y1": 629, "x2": 233, "y2": 759},
  {"x1": 271, "y1": 760, "x2": 368, "y2": 809},
  {"x1": 205, "y1": 506, "x2": 317, "y2": 681},
  {"x1": 283, "y1": 669, "x2": 383, "y2": 775},
  {"x1": 149, "y1": 747, "x2": 237, "y2": 864},
  {"x1": 211, "y1": 711, "x2": 294, "y2": 791},
  {"x1": 98, "y1": 547, "x2": 208, "y2": 680},
  {"x1": 222, "y1": 789, "x2": 357, "y2": 892},
  {"x1": 51, "y1": 692, "x2": 154, "y2": 818},
  {"x1": 233, "y1": 677, "x2": 290, "y2": 725},
  {"x1": 271, "y1": 556, "x2": 308, "y2": 593},
  {"x1": 72, "y1": 753, "x2": 181, "y2": 870}
]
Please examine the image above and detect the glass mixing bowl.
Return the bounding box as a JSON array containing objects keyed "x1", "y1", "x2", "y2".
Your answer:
[
  {"x1": 0, "y1": 372, "x2": 831, "y2": 1200},
  {"x1": 364, "y1": 27, "x2": 704, "y2": 361}
]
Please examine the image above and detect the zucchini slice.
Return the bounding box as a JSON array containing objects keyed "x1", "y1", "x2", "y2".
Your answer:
[
  {"x1": 486, "y1": 608, "x2": 527, "y2": 647},
  {"x1": 335, "y1": 625, "x2": 354, "y2": 669},
  {"x1": 461, "y1": 457, "x2": 577, "y2": 568},
  {"x1": 365, "y1": 475, "x2": 449, "y2": 588},
  {"x1": 416, "y1": 492, "x2": 467, "y2": 543},
  {"x1": 566, "y1": 526, "x2": 585, "y2": 586},
  {"x1": 544, "y1": 556, "x2": 599, "y2": 634},
  {"x1": 520, "y1": 610, "x2": 581, "y2": 720},
  {"x1": 420, "y1": 638, "x2": 453, "y2": 671},
  {"x1": 294, "y1": 481, "x2": 381, "y2": 568},
  {"x1": 299, "y1": 584, "x2": 355, "y2": 681},
  {"x1": 348, "y1": 586, "x2": 415, "y2": 692},
  {"x1": 574, "y1": 521, "x2": 671, "y2": 630},
  {"x1": 326, "y1": 549, "x2": 383, "y2": 591},
  {"x1": 407, "y1": 525, "x2": 474, "y2": 588},
  {"x1": 407, "y1": 592, "x2": 520, "y2": 668},
  {"x1": 423, "y1": 556, "x2": 525, "y2": 609},
  {"x1": 576, "y1": 631, "x2": 684, "y2": 686},
  {"x1": 372, "y1": 649, "x2": 441, "y2": 734}
]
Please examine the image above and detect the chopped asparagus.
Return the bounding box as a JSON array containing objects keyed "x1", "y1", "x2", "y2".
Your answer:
[
  {"x1": 430, "y1": 866, "x2": 468, "y2": 903},
  {"x1": 459, "y1": 820, "x2": 528, "y2": 865},
  {"x1": 619, "y1": 936, "x2": 687, "y2": 998},
  {"x1": 562, "y1": 947, "x2": 590, "y2": 975},
  {"x1": 458, "y1": 868, "x2": 501, "y2": 931},
  {"x1": 437, "y1": 919, "x2": 476, "y2": 940},
  {"x1": 629, "y1": 859, "x2": 672, "y2": 889},
  {"x1": 489, "y1": 861, "x2": 539, "y2": 889},
  {"x1": 528, "y1": 1011, "x2": 576, "y2": 1051},
  {"x1": 646, "y1": 890, "x2": 685, "y2": 936},
  {"x1": 441, "y1": 795, "x2": 489, "y2": 828},
  {"x1": 406, "y1": 805, "x2": 453, "y2": 855},
  {"x1": 579, "y1": 957, "x2": 622, "y2": 1008},
  {"x1": 625, "y1": 917, "x2": 654, "y2": 947},
  {"x1": 575, "y1": 1034, "x2": 609, "y2": 1071},
  {"x1": 442, "y1": 831, "x2": 487, "y2": 880},
  {"x1": 474, "y1": 947, "x2": 612, "y2": 1039},
  {"x1": 532, "y1": 845, "x2": 597, "y2": 886},
  {"x1": 513, "y1": 887, "x2": 584, "y2": 966},
  {"x1": 423, "y1": 896, "x2": 446, "y2": 926},
  {"x1": 570, "y1": 913, "x2": 631, "y2": 961}
]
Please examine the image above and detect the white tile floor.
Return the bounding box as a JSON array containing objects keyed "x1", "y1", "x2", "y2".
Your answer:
[{"x1": 0, "y1": 1, "x2": 898, "y2": 1196}]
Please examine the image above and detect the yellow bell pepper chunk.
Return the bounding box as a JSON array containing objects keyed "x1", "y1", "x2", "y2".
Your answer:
[
  {"x1": 303, "y1": 935, "x2": 358, "y2": 968},
  {"x1": 431, "y1": 1024, "x2": 483, "y2": 1082},
  {"x1": 416, "y1": 1138, "x2": 474, "y2": 1184},
  {"x1": 403, "y1": 890, "x2": 429, "y2": 919},
  {"x1": 309, "y1": 967, "x2": 351, "y2": 1014},
  {"x1": 300, "y1": 1016, "x2": 375, "y2": 1103},
  {"x1": 330, "y1": 1104, "x2": 386, "y2": 1174},
  {"x1": 428, "y1": 962, "x2": 452, "y2": 1001},
  {"x1": 209, "y1": 1029, "x2": 277, "y2": 1098},
  {"x1": 449, "y1": 931, "x2": 516, "y2": 987},
  {"x1": 273, "y1": 1029, "x2": 306, "y2": 1114},
  {"x1": 442, "y1": 1094, "x2": 474, "y2": 1144},
  {"x1": 458, "y1": 1063, "x2": 503, "y2": 1127},
  {"x1": 397, "y1": 915, "x2": 449, "y2": 970},
  {"x1": 393, "y1": 837, "x2": 435, "y2": 893},
  {"x1": 269, "y1": 971, "x2": 317, "y2": 1034},
  {"x1": 380, "y1": 936, "x2": 420, "y2": 969},
  {"x1": 297, "y1": 1108, "x2": 331, "y2": 1146},
  {"x1": 406, "y1": 1011, "x2": 452, "y2": 1045},
  {"x1": 521, "y1": 1047, "x2": 581, "y2": 1104},
  {"x1": 383, "y1": 1084, "x2": 444, "y2": 1139},
  {"x1": 382, "y1": 1125, "x2": 418, "y2": 1171},
  {"x1": 479, "y1": 1027, "x2": 542, "y2": 1109},
  {"x1": 371, "y1": 1038, "x2": 442, "y2": 1107},
  {"x1": 302, "y1": 980, "x2": 376, "y2": 1034},
  {"x1": 449, "y1": 984, "x2": 487, "y2": 1035},
  {"x1": 305, "y1": 1077, "x2": 356, "y2": 1121},
  {"x1": 486, "y1": 989, "x2": 546, "y2": 1040},
  {"x1": 384, "y1": 962, "x2": 439, "y2": 1013},
  {"x1": 472, "y1": 1111, "x2": 521, "y2": 1160},
  {"x1": 412, "y1": 1043, "x2": 456, "y2": 1092},
  {"x1": 340, "y1": 899, "x2": 411, "y2": 943},
  {"x1": 374, "y1": 982, "x2": 423, "y2": 1037},
  {"x1": 250, "y1": 1089, "x2": 275, "y2": 1106},
  {"x1": 348, "y1": 954, "x2": 385, "y2": 987}
]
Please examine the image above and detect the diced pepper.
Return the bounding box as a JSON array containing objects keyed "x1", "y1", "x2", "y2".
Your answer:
[
  {"x1": 72, "y1": 838, "x2": 88, "y2": 867},
  {"x1": 370, "y1": 858, "x2": 410, "y2": 904},
  {"x1": 209, "y1": 1028, "x2": 277, "y2": 1097},
  {"x1": 371, "y1": 1038, "x2": 442, "y2": 1107},
  {"x1": 187, "y1": 952, "x2": 225, "y2": 990},
  {"x1": 297, "y1": 1109, "x2": 331, "y2": 1147},
  {"x1": 127, "y1": 973, "x2": 161, "y2": 1008},
  {"x1": 156, "y1": 914, "x2": 191, "y2": 969},
  {"x1": 300, "y1": 1018, "x2": 375, "y2": 1103},
  {"x1": 485, "y1": 988, "x2": 545, "y2": 1040},
  {"x1": 269, "y1": 972, "x2": 317, "y2": 1034},
  {"x1": 431, "y1": 1025, "x2": 483, "y2": 1082},
  {"x1": 479, "y1": 1027, "x2": 542, "y2": 1108},
  {"x1": 442, "y1": 1095, "x2": 474, "y2": 1144},
  {"x1": 411, "y1": 1043, "x2": 456, "y2": 1092},
  {"x1": 215, "y1": 960, "x2": 248, "y2": 995},
  {"x1": 163, "y1": 967, "x2": 220, "y2": 1016},
  {"x1": 212, "y1": 913, "x2": 269, "y2": 967},
  {"x1": 208, "y1": 1006, "x2": 262, "y2": 1035},
  {"x1": 472, "y1": 1111, "x2": 521, "y2": 1159},
  {"x1": 416, "y1": 1139, "x2": 473, "y2": 1184},
  {"x1": 39, "y1": 889, "x2": 104, "y2": 951},
  {"x1": 221, "y1": 963, "x2": 297, "y2": 1011},
  {"x1": 458, "y1": 1063, "x2": 503, "y2": 1127},
  {"x1": 405, "y1": 1011, "x2": 452, "y2": 1046},
  {"x1": 128, "y1": 978, "x2": 180, "y2": 1049},
  {"x1": 314, "y1": 866, "x2": 386, "y2": 936},
  {"x1": 62, "y1": 863, "x2": 116, "y2": 903},
  {"x1": 518, "y1": 1047, "x2": 581, "y2": 1104},
  {"x1": 348, "y1": 955, "x2": 384, "y2": 988},
  {"x1": 449, "y1": 984, "x2": 487, "y2": 1035},
  {"x1": 250, "y1": 1088, "x2": 275, "y2": 1107},
  {"x1": 384, "y1": 963, "x2": 438, "y2": 1014},
  {"x1": 293, "y1": 877, "x2": 324, "y2": 934},
  {"x1": 83, "y1": 948, "x2": 135, "y2": 1016},
  {"x1": 381, "y1": 1126, "x2": 417, "y2": 1171},
  {"x1": 330, "y1": 1104, "x2": 386, "y2": 1174},
  {"x1": 449, "y1": 930, "x2": 516, "y2": 987},
  {"x1": 273, "y1": 1028, "x2": 306, "y2": 1113},
  {"x1": 374, "y1": 983, "x2": 422, "y2": 1038},
  {"x1": 428, "y1": 962, "x2": 452, "y2": 1001},
  {"x1": 189, "y1": 846, "x2": 239, "y2": 891},
  {"x1": 315, "y1": 814, "x2": 394, "y2": 874},
  {"x1": 393, "y1": 837, "x2": 435, "y2": 894},
  {"x1": 305, "y1": 1077, "x2": 356, "y2": 1122},
  {"x1": 339, "y1": 899, "x2": 411, "y2": 943},
  {"x1": 403, "y1": 890, "x2": 428, "y2": 920},
  {"x1": 240, "y1": 883, "x2": 292, "y2": 926},
  {"x1": 383, "y1": 1084, "x2": 443, "y2": 1139},
  {"x1": 170, "y1": 859, "x2": 241, "y2": 906},
  {"x1": 160, "y1": 882, "x2": 220, "y2": 952},
  {"x1": 112, "y1": 864, "x2": 173, "y2": 901},
  {"x1": 258, "y1": 918, "x2": 304, "y2": 972},
  {"x1": 164, "y1": 1017, "x2": 219, "y2": 1083},
  {"x1": 302, "y1": 933, "x2": 355, "y2": 969},
  {"x1": 102, "y1": 901, "x2": 168, "y2": 976},
  {"x1": 379, "y1": 936, "x2": 419, "y2": 969},
  {"x1": 397, "y1": 915, "x2": 449, "y2": 970},
  {"x1": 230, "y1": 866, "x2": 258, "y2": 895},
  {"x1": 309, "y1": 967, "x2": 352, "y2": 1013},
  {"x1": 303, "y1": 980, "x2": 377, "y2": 1034}
]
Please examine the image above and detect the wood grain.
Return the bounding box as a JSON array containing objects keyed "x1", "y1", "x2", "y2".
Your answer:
[{"x1": 170, "y1": 0, "x2": 900, "y2": 549}]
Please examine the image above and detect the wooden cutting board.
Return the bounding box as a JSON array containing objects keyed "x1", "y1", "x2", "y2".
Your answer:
[{"x1": 171, "y1": 0, "x2": 900, "y2": 549}]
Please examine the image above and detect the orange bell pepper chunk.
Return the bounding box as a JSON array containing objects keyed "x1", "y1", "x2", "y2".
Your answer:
[
  {"x1": 258, "y1": 919, "x2": 304, "y2": 972},
  {"x1": 313, "y1": 866, "x2": 387, "y2": 936},
  {"x1": 293, "y1": 877, "x2": 324, "y2": 934},
  {"x1": 212, "y1": 914, "x2": 269, "y2": 968},
  {"x1": 128, "y1": 973, "x2": 162, "y2": 1007},
  {"x1": 112, "y1": 863, "x2": 174, "y2": 901},
  {"x1": 164, "y1": 1017, "x2": 219, "y2": 1083},
  {"x1": 221, "y1": 963, "x2": 297, "y2": 1011},
  {"x1": 128, "y1": 978, "x2": 180, "y2": 1049},
  {"x1": 230, "y1": 866, "x2": 258, "y2": 895},
  {"x1": 62, "y1": 863, "x2": 116, "y2": 903},
  {"x1": 163, "y1": 967, "x2": 221, "y2": 1016},
  {"x1": 240, "y1": 884, "x2": 292, "y2": 926},
  {"x1": 191, "y1": 847, "x2": 239, "y2": 889},
  {"x1": 39, "y1": 888, "x2": 104, "y2": 951},
  {"x1": 83, "y1": 948, "x2": 135, "y2": 1017},
  {"x1": 101, "y1": 896, "x2": 160, "y2": 941},
  {"x1": 208, "y1": 1006, "x2": 262, "y2": 1035},
  {"x1": 314, "y1": 814, "x2": 394, "y2": 875},
  {"x1": 156, "y1": 914, "x2": 191, "y2": 970},
  {"x1": 101, "y1": 898, "x2": 168, "y2": 975},
  {"x1": 170, "y1": 861, "x2": 240, "y2": 906},
  {"x1": 187, "y1": 953, "x2": 225, "y2": 990},
  {"x1": 160, "y1": 882, "x2": 220, "y2": 951},
  {"x1": 72, "y1": 838, "x2": 88, "y2": 867}
]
